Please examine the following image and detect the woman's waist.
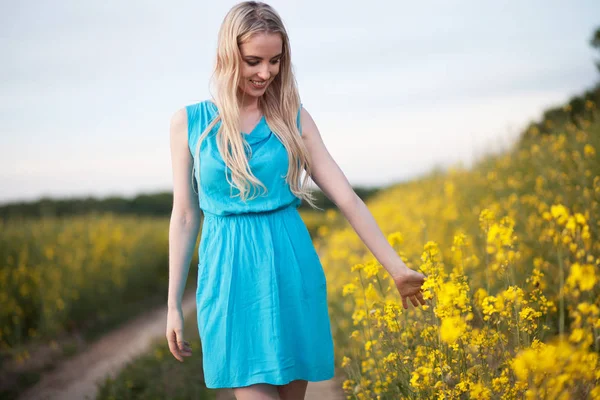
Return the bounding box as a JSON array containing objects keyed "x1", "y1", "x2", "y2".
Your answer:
[{"x1": 201, "y1": 200, "x2": 300, "y2": 220}]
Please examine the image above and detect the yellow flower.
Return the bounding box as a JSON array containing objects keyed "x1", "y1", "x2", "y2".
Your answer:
[
  {"x1": 440, "y1": 315, "x2": 467, "y2": 344},
  {"x1": 577, "y1": 302, "x2": 599, "y2": 316},
  {"x1": 342, "y1": 283, "x2": 357, "y2": 296},
  {"x1": 317, "y1": 225, "x2": 329, "y2": 237},
  {"x1": 474, "y1": 288, "x2": 488, "y2": 307},
  {"x1": 550, "y1": 204, "x2": 569, "y2": 226},
  {"x1": 325, "y1": 208, "x2": 337, "y2": 221},
  {"x1": 584, "y1": 144, "x2": 596, "y2": 158},
  {"x1": 382, "y1": 352, "x2": 398, "y2": 364},
  {"x1": 479, "y1": 209, "x2": 496, "y2": 231},
  {"x1": 452, "y1": 232, "x2": 467, "y2": 247},
  {"x1": 364, "y1": 282, "x2": 379, "y2": 303},
  {"x1": 387, "y1": 232, "x2": 404, "y2": 247},
  {"x1": 363, "y1": 261, "x2": 381, "y2": 279},
  {"x1": 341, "y1": 356, "x2": 352, "y2": 368},
  {"x1": 492, "y1": 375, "x2": 509, "y2": 392},
  {"x1": 566, "y1": 263, "x2": 597, "y2": 291},
  {"x1": 342, "y1": 379, "x2": 355, "y2": 391},
  {"x1": 519, "y1": 307, "x2": 541, "y2": 322},
  {"x1": 569, "y1": 328, "x2": 585, "y2": 344},
  {"x1": 574, "y1": 212, "x2": 587, "y2": 225},
  {"x1": 482, "y1": 295, "x2": 504, "y2": 320},
  {"x1": 352, "y1": 309, "x2": 366, "y2": 326},
  {"x1": 502, "y1": 286, "x2": 524, "y2": 304},
  {"x1": 351, "y1": 263, "x2": 364, "y2": 272},
  {"x1": 364, "y1": 340, "x2": 377, "y2": 352},
  {"x1": 470, "y1": 381, "x2": 491, "y2": 400}
]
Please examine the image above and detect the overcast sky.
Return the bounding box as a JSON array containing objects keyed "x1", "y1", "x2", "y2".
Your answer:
[{"x1": 1, "y1": 0, "x2": 599, "y2": 204}]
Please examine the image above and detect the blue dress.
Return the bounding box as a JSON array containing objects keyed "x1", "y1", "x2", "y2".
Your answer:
[{"x1": 185, "y1": 100, "x2": 335, "y2": 389}]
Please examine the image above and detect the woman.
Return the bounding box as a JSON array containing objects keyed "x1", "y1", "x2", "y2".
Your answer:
[{"x1": 166, "y1": 1, "x2": 427, "y2": 399}]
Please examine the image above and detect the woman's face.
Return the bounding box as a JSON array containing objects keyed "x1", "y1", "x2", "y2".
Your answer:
[{"x1": 238, "y1": 32, "x2": 283, "y2": 99}]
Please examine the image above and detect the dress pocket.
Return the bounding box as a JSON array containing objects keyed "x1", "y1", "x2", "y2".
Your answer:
[
  {"x1": 306, "y1": 251, "x2": 328, "y2": 296},
  {"x1": 196, "y1": 220, "x2": 218, "y2": 304},
  {"x1": 283, "y1": 209, "x2": 328, "y2": 300},
  {"x1": 300, "y1": 236, "x2": 328, "y2": 300}
]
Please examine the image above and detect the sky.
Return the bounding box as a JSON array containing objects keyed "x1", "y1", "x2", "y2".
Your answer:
[{"x1": 1, "y1": 0, "x2": 599, "y2": 204}]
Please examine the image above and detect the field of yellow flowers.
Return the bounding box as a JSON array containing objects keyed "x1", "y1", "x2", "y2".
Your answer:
[
  {"x1": 317, "y1": 107, "x2": 600, "y2": 399},
  {"x1": 0, "y1": 213, "x2": 174, "y2": 362}
]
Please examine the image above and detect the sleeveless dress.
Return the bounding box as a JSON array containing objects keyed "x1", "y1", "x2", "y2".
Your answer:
[{"x1": 185, "y1": 100, "x2": 335, "y2": 389}]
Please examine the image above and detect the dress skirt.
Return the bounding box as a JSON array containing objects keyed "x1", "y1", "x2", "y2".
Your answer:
[{"x1": 196, "y1": 204, "x2": 335, "y2": 389}]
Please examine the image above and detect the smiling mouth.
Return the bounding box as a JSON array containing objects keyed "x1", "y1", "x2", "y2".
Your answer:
[{"x1": 250, "y1": 79, "x2": 267, "y2": 87}]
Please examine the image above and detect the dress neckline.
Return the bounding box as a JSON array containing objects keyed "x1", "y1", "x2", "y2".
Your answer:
[
  {"x1": 242, "y1": 115, "x2": 265, "y2": 136},
  {"x1": 207, "y1": 100, "x2": 265, "y2": 136},
  {"x1": 206, "y1": 100, "x2": 271, "y2": 145}
]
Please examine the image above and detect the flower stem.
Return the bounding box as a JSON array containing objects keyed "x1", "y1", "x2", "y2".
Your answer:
[{"x1": 557, "y1": 246, "x2": 565, "y2": 341}]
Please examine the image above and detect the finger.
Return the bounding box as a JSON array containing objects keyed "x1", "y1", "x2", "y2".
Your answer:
[
  {"x1": 401, "y1": 295, "x2": 408, "y2": 309},
  {"x1": 409, "y1": 295, "x2": 419, "y2": 307},
  {"x1": 168, "y1": 341, "x2": 183, "y2": 361},
  {"x1": 178, "y1": 341, "x2": 192, "y2": 351},
  {"x1": 174, "y1": 331, "x2": 192, "y2": 357},
  {"x1": 167, "y1": 332, "x2": 183, "y2": 362},
  {"x1": 170, "y1": 333, "x2": 188, "y2": 361},
  {"x1": 415, "y1": 292, "x2": 426, "y2": 306},
  {"x1": 175, "y1": 330, "x2": 186, "y2": 350},
  {"x1": 178, "y1": 340, "x2": 191, "y2": 349},
  {"x1": 176, "y1": 338, "x2": 188, "y2": 350},
  {"x1": 177, "y1": 340, "x2": 192, "y2": 355},
  {"x1": 175, "y1": 330, "x2": 184, "y2": 345}
]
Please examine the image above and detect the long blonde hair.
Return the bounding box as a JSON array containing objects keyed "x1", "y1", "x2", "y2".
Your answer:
[{"x1": 192, "y1": 1, "x2": 319, "y2": 209}]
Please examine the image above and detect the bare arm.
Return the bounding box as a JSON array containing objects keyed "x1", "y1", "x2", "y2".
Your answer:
[
  {"x1": 299, "y1": 107, "x2": 426, "y2": 308},
  {"x1": 167, "y1": 107, "x2": 201, "y2": 311}
]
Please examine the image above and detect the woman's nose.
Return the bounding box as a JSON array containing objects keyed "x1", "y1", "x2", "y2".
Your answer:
[{"x1": 257, "y1": 66, "x2": 270, "y2": 80}]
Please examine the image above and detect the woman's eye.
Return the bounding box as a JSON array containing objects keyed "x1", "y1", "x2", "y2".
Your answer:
[{"x1": 246, "y1": 59, "x2": 280, "y2": 66}]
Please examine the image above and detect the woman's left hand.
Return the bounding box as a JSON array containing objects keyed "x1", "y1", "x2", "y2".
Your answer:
[{"x1": 391, "y1": 267, "x2": 427, "y2": 309}]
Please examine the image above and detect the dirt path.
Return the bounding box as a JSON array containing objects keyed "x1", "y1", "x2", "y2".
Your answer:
[
  {"x1": 19, "y1": 291, "x2": 197, "y2": 400},
  {"x1": 18, "y1": 291, "x2": 345, "y2": 400}
]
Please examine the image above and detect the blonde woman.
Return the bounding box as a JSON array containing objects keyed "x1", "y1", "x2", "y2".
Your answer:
[{"x1": 166, "y1": 1, "x2": 427, "y2": 399}]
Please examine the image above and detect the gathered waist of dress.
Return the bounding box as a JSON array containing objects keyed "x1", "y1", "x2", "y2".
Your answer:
[{"x1": 201, "y1": 202, "x2": 299, "y2": 220}]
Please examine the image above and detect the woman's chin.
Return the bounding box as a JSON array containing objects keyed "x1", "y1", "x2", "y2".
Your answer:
[
  {"x1": 249, "y1": 84, "x2": 268, "y2": 93},
  {"x1": 243, "y1": 88, "x2": 267, "y2": 97},
  {"x1": 238, "y1": 83, "x2": 269, "y2": 98}
]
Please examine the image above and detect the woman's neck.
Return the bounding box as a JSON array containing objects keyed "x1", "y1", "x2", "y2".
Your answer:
[{"x1": 237, "y1": 90, "x2": 260, "y2": 111}]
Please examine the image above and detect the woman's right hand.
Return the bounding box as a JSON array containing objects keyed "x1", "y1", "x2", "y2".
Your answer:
[{"x1": 166, "y1": 307, "x2": 192, "y2": 362}]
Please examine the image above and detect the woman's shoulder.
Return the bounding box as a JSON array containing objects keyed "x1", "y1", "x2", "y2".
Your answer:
[
  {"x1": 184, "y1": 99, "x2": 217, "y2": 126},
  {"x1": 183, "y1": 99, "x2": 220, "y2": 152},
  {"x1": 184, "y1": 99, "x2": 213, "y2": 115}
]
